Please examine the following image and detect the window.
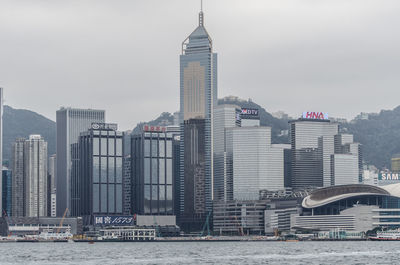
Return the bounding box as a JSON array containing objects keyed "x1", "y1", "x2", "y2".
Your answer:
[
  {"x1": 116, "y1": 138, "x2": 122, "y2": 156},
  {"x1": 93, "y1": 157, "x2": 100, "y2": 183},
  {"x1": 159, "y1": 140, "x2": 165, "y2": 157},
  {"x1": 101, "y1": 184, "x2": 107, "y2": 213},
  {"x1": 166, "y1": 185, "x2": 173, "y2": 214},
  {"x1": 108, "y1": 184, "x2": 115, "y2": 213},
  {"x1": 159, "y1": 186, "x2": 165, "y2": 214},
  {"x1": 144, "y1": 139, "x2": 150, "y2": 157},
  {"x1": 166, "y1": 140, "x2": 172, "y2": 157},
  {"x1": 93, "y1": 137, "x2": 99, "y2": 155},
  {"x1": 152, "y1": 185, "x2": 158, "y2": 214},
  {"x1": 101, "y1": 157, "x2": 107, "y2": 183},
  {"x1": 151, "y1": 139, "x2": 158, "y2": 157},
  {"x1": 116, "y1": 158, "x2": 122, "y2": 183},
  {"x1": 152, "y1": 159, "x2": 158, "y2": 184},
  {"x1": 144, "y1": 185, "x2": 150, "y2": 214},
  {"x1": 101, "y1": 137, "x2": 107, "y2": 156},
  {"x1": 93, "y1": 184, "x2": 99, "y2": 212},
  {"x1": 159, "y1": 159, "x2": 165, "y2": 184},
  {"x1": 144, "y1": 158, "x2": 150, "y2": 184},
  {"x1": 116, "y1": 184, "x2": 122, "y2": 213},
  {"x1": 166, "y1": 159, "x2": 172, "y2": 184},
  {"x1": 108, "y1": 138, "x2": 115, "y2": 156},
  {"x1": 108, "y1": 158, "x2": 115, "y2": 183}
]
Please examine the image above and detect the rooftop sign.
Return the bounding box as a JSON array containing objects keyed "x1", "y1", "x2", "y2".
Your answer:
[
  {"x1": 91, "y1": 123, "x2": 118, "y2": 131},
  {"x1": 143, "y1": 125, "x2": 167, "y2": 133},
  {"x1": 379, "y1": 172, "x2": 400, "y2": 181},
  {"x1": 302, "y1": 112, "x2": 329, "y2": 120}
]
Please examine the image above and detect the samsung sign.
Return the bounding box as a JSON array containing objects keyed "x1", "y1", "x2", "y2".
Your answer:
[
  {"x1": 302, "y1": 112, "x2": 329, "y2": 120},
  {"x1": 379, "y1": 172, "x2": 400, "y2": 181}
]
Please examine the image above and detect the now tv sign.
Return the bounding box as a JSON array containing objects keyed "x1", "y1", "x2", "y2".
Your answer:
[{"x1": 302, "y1": 112, "x2": 329, "y2": 120}]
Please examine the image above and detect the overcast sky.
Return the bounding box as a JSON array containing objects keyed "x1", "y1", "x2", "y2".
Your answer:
[{"x1": 1, "y1": 0, "x2": 400, "y2": 130}]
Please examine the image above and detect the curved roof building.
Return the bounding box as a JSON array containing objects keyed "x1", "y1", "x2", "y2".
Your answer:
[{"x1": 292, "y1": 184, "x2": 400, "y2": 232}]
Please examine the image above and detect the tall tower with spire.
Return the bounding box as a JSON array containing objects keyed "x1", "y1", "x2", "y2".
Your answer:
[{"x1": 179, "y1": 4, "x2": 217, "y2": 232}]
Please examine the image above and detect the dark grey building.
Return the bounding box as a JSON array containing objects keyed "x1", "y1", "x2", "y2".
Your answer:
[
  {"x1": 72, "y1": 123, "x2": 124, "y2": 225},
  {"x1": 123, "y1": 155, "x2": 131, "y2": 215},
  {"x1": 131, "y1": 126, "x2": 174, "y2": 215},
  {"x1": 2, "y1": 168, "x2": 12, "y2": 217},
  {"x1": 56, "y1": 107, "x2": 105, "y2": 217},
  {"x1": 12, "y1": 138, "x2": 25, "y2": 216}
]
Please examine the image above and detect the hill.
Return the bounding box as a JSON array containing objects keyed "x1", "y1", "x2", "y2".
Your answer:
[{"x1": 3, "y1": 105, "x2": 56, "y2": 166}]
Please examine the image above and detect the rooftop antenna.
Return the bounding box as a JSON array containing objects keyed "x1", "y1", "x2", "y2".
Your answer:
[{"x1": 199, "y1": 0, "x2": 204, "y2": 26}]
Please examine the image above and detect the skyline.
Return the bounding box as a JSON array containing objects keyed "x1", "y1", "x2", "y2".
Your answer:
[{"x1": 1, "y1": 0, "x2": 400, "y2": 130}]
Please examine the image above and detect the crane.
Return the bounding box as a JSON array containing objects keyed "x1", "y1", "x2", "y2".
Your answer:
[{"x1": 57, "y1": 208, "x2": 69, "y2": 234}]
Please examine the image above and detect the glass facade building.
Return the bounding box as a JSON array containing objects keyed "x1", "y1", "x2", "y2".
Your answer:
[
  {"x1": 73, "y1": 123, "x2": 124, "y2": 223},
  {"x1": 131, "y1": 129, "x2": 174, "y2": 215},
  {"x1": 56, "y1": 107, "x2": 105, "y2": 216},
  {"x1": 179, "y1": 9, "x2": 217, "y2": 231},
  {"x1": 2, "y1": 168, "x2": 12, "y2": 216}
]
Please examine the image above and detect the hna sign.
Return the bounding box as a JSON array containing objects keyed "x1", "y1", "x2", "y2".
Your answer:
[{"x1": 302, "y1": 112, "x2": 329, "y2": 120}]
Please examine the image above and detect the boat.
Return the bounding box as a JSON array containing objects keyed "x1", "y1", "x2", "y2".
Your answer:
[{"x1": 369, "y1": 229, "x2": 400, "y2": 241}]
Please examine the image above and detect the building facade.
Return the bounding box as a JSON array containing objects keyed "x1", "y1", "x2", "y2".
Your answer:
[
  {"x1": 49, "y1": 154, "x2": 57, "y2": 217},
  {"x1": 24, "y1": 135, "x2": 48, "y2": 217},
  {"x1": 12, "y1": 138, "x2": 25, "y2": 216},
  {"x1": 179, "y1": 9, "x2": 217, "y2": 231},
  {"x1": 2, "y1": 168, "x2": 12, "y2": 216},
  {"x1": 0, "y1": 87, "x2": 3, "y2": 217},
  {"x1": 73, "y1": 123, "x2": 124, "y2": 224},
  {"x1": 131, "y1": 126, "x2": 174, "y2": 216},
  {"x1": 56, "y1": 107, "x2": 105, "y2": 216}
]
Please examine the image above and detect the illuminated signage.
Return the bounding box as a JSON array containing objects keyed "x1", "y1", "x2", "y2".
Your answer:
[
  {"x1": 241, "y1": 108, "x2": 259, "y2": 116},
  {"x1": 379, "y1": 172, "x2": 400, "y2": 181},
  {"x1": 302, "y1": 112, "x2": 329, "y2": 120},
  {"x1": 91, "y1": 123, "x2": 118, "y2": 131},
  {"x1": 143, "y1": 125, "x2": 166, "y2": 132},
  {"x1": 94, "y1": 215, "x2": 135, "y2": 226}
]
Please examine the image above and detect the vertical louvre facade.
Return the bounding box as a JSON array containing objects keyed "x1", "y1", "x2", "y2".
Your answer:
[
  {"x1": 74, "y1": 125, "x2": 124, "y2": 222},
  {"x1": 132, "y1": 130, "x2": 174, "y2": 215},
  {"x1": 12, "y1": 138, "x2": 25, "y2": 216},
  {"x1": 56, "y1": 107, "x2": 105, "y2": 216}
]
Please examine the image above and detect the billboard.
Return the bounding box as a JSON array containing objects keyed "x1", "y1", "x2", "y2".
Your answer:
[
  {"x1": 379, "y1": 172, "x2": 400, "y2": 181},
  {"x1": 143, "y1": 125, "x2": 167, "y2": 133},
  {"x1": 302, "y1": 112, "x2": 329, "y2": 120},
  {"x1": 94, "y1": 215, "x2": 135, "y2": 226},
  {"x1": 91, "y1": 123, "x2": 118, "y2": 131}
]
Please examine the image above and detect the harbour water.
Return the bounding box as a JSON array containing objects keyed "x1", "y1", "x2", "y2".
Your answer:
[{"x1": 1, "y1": 241, "x2": 399, "y2": 264}]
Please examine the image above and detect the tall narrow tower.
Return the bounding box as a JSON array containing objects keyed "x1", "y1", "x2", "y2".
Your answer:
[{"x1": 179, "y1": 5, "x2": 217, "y2": 231}]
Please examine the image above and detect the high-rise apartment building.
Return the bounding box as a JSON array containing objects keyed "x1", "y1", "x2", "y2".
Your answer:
[
  {"x1": 12, "y1": 138, "x2": 25, "y2": 216},
  {"x1": 123, "y1": 155, "x2": 131, "y2": 215},
  {"x1": 73, "y1": 123, "x2": 124, "y2": 224},
  {"x1": 179, "y1": 8, "x2": 217, "y2": 230},
  {"x1": 49, "y1": 154, "x2": 57, "y2": 217},
  {"x1": 56, "y1": 107, "x2": 105, "y2": 216},
  {"x1": 131, "y1": 126, "x2": 174, "y2": 215},
  {"x1": 24, "y1": 135, "x2": 48, "y2": 217}
]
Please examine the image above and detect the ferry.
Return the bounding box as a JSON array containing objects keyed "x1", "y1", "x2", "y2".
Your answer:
[{"x1": 369, "y1": 229, "x2": 400, "y2": 241}]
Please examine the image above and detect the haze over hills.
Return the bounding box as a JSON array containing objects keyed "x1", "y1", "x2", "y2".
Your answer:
[{"x1": 4, "y1": 98, "x2": 400, "y2": 170}]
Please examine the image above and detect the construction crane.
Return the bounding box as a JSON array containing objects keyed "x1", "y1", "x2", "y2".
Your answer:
[
  {"x1": 57, "y1": 208, "x2": 69, "y2": 234},
  {"x1": 199, "y1": 212, "x2": 212, "y2": 237}
]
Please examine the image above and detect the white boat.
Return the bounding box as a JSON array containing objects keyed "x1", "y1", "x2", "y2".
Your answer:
[{"x1": 370, "y1": 229, "x2": 400, "y2": 241}]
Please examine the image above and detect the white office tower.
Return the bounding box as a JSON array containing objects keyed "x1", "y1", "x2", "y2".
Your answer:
[
  {"x1": 0, "y1": 87, "x2": 3, "y2": 217},
  {"x1": 226, "y1": 127, "x2": 284, "y2": 200},
  {"x1": 213, "y1": 104, "x2": 241, "y2": 201},
  {"x1": 331, "y1": 154, "x2": 359, "y2": 185},
  {"x1": 49, "y1": 154, "x2": 57, "y2": 217},
  {"x1": 25, "y1": 135, "x2": 48, "y2": 217},
  {"x1": 56, "y1": 107, "x2": 105, "y2": 216}
]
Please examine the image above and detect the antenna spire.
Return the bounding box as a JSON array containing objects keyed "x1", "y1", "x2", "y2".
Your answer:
[{"x1": 199, "y1": 0, "x2": 204, "y2": 26}]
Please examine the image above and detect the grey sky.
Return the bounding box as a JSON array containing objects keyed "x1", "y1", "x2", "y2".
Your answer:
[{"x1": 1, "y1": 0, "x2": 399, "y2": 130}]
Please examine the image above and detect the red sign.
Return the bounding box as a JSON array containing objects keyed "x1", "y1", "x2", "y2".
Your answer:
[
  {"x1": 302, "y1": 112, "x2": 328, "y2": 120},
  {"x1": 143, "y1": 125, "x2": 167, "y2": 132}
]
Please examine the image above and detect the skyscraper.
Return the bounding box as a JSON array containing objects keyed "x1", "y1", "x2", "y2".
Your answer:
[
  {"x1": 49, "y1": 154, "x2": 57, "y2": 217},
  {"x1": 24, "y1": 135, "x2": 48, "y2": 217},
  {"x1": 12, "y1": 138, "x2": 25, "y2": 216},
  {"x1": 56, "y1": 107, "x2": 105, "y2": 216},
  {"x1": 0, "y1": 87, "x2": 3, "y2": 217},
  {"x1": 179, "y1": 6, "x2": 217, "y2": 231},
  {"x1": 2, "y1": 167, "x2": 12, "y2": 217}
]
